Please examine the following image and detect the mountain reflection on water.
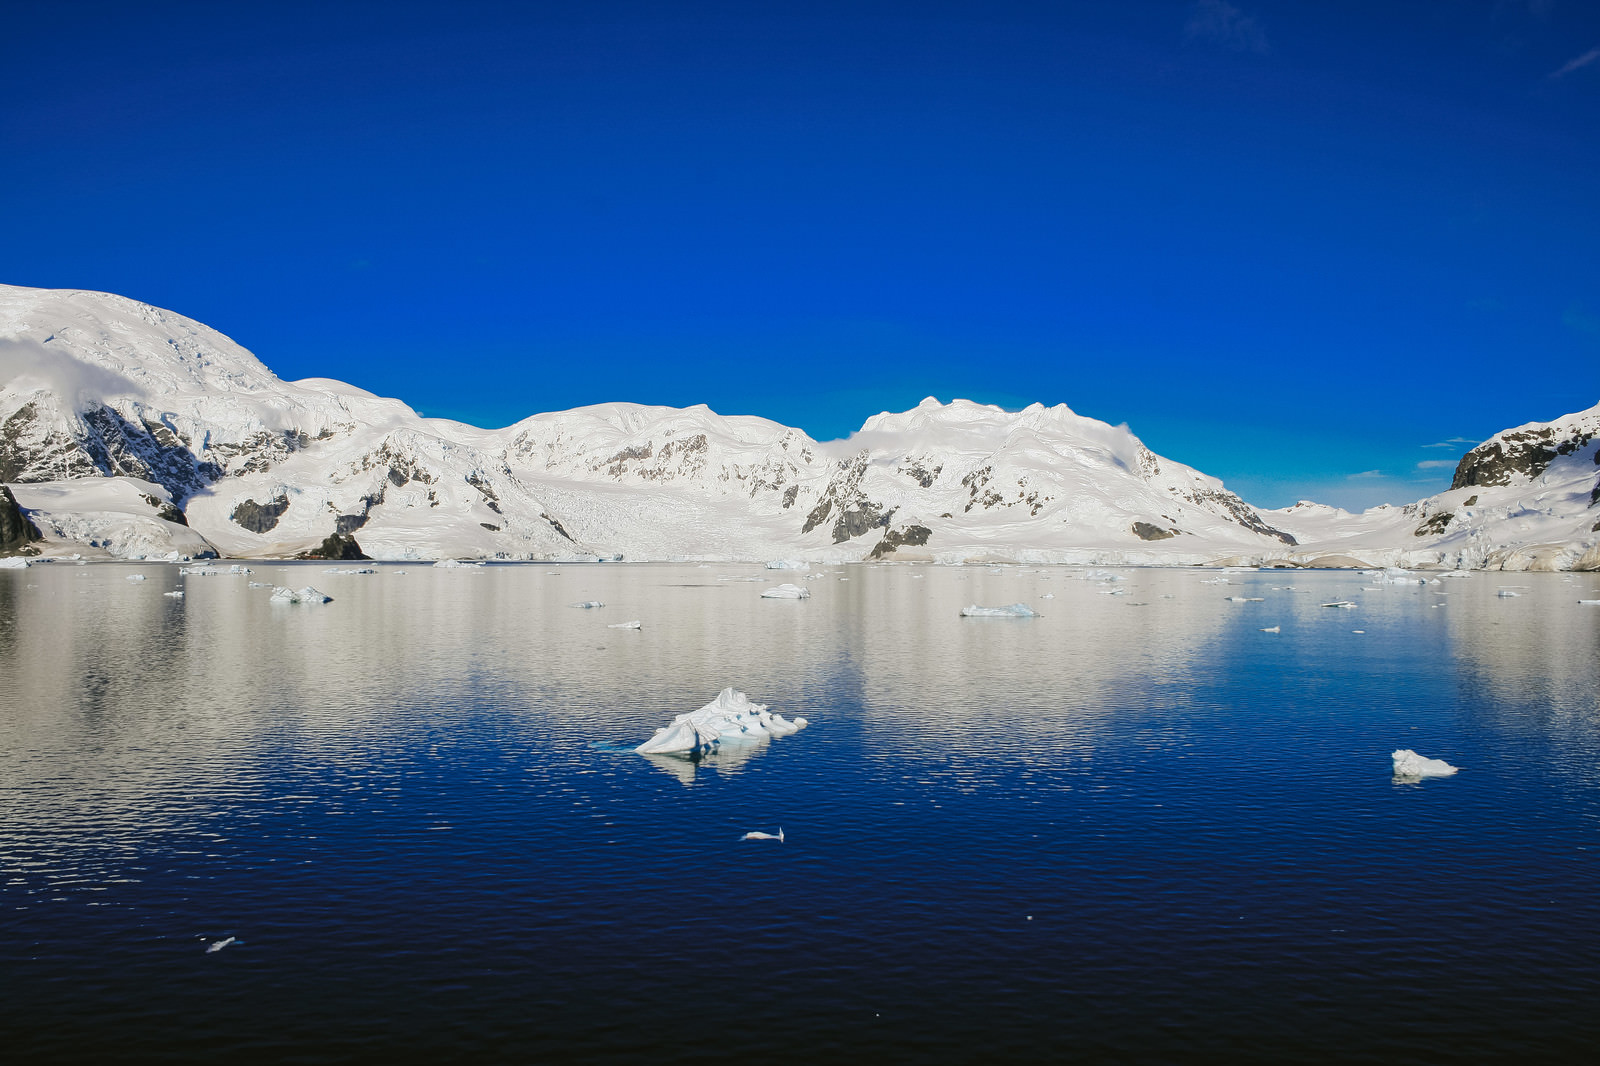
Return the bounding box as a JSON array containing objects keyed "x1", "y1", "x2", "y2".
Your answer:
[{"x1": 2, "y1": 561, "x2": 1598, "y2": 1064}]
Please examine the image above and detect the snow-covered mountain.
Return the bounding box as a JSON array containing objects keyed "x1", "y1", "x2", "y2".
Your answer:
[{"x1": 2, "y1": 283, "x2": 1596, "y2": 569}]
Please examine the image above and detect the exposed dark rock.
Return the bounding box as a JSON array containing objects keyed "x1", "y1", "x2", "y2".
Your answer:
[
  {"x1": 868, "y1": 524, "x2": 932, "y2": 559},
  {"x1": 466, "y1": 472, "x2": 503, "y2": 514},
  {"x1": 1414, "y1": 513, "x2": 1453, "y2": 537},
  {"x1": 781, "y1": 484, "x2": 799, "y2": 509},
  {"x1": 232, "y1": 494, "x2": 291, "y2": 533},
  {"x1": 1462, "y1": 495, "x2": 1478, "y2": 507},
  {"x1": 388, "y1": 467, "x2": 410, "y2": 487},
  {"x1": 802, "y1": 496, "x2": 833, "y2": 533},
  {"x1": 298, "y1": 532, "x2": 368, "y2": 560},
  {"x1": 139, "y1": 493, "x2": 189, "y2": 526},
  {"x1": 480, "y1": 523, "x2": 500, "y2": 532},
  {"x1": 334, "y1": 513, "x2": 369, "y2": 535},
  {"x1": 1452, "y1": 423, "x2": 1595, "y2": 489},
  {"x1": 79, "y1": 405, "x2": 216, "y2": 502},
  {"x1": 1591, "y1": 478, "x2": 1600, "y2": 508},
  {"x1": 1178, "y1": 487, "x2": 1297, "y2": 546},
  {"x1": 899, "y1": 461, "x2": 942, "y2": 488},
  {"x1": 1131, "y1": 521, "x2": 1179, "y2": 541},
  {"x1": 833, "y1": 503, "x2": 894, "y2": 543},
  {"x1": 1, "y1": 486, "x2": 43, "y2": 555},
  {"x1": 541, "y1": 513, "x2": 575, "y2": 542}
]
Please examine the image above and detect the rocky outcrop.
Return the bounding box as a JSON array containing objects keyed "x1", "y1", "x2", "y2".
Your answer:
[
  {"x1": 297, "y1": 532, "x2": 369, "y2": 560},
  {"x1": 868, "y1": 523, "x2": 932, "y2": 559},
  {"x1": 0, "y1": 486, "x2": 42, "y2": 555},
  {"x1": 231, "y1": 494, "x2": 291, "y2": 533},
  {"x1": 1453, "y1": 423, "x2": 1595, "y2": 489},
  {"x1": 1131, "y1": 521, "x2": 1179, "y2": 541}
]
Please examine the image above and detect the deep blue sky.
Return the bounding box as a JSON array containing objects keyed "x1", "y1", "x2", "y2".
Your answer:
[{"x1": 4, "y1": 1, "x2": 1597, "y2": 509}]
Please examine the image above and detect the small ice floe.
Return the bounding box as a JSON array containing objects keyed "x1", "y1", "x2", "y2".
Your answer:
[
  {"x1": 1497, "y1": 589, "x2": 1521, "y2": 598},
  {"x1": 248, "y1": 581, "x2": 271, "y2": 588},
  {"x1": 1371, "y1": 567, "x2": 1426, "y2": 585},
  {"x1": 1392, "y1": 749, "x2": 1459, "y2": 778},
  {"x1": 228, "y1": 565, "x2": 253, "y2": 575},
  {"x1": 1041, "y1": 592, "x2": 1055, "y2": 599},
  {"x1": 1199, "y1": 577, "x2": 1229, "y2": 585},
  {"x1": 635, "y1": 687, "x2": 808, "y2": 756},
  {"x1": 761, "y1": 583, "x2": 811, "y2": 599},
  {"x1": 324, "y1": 567, "x2": 376, "y2": 575},
  {"x1": 741, "y1": 828, "x2": 785, "y2": 842},
  {"x1": 270, "y1": 586, "x2": 332, "y2": 604},
  {"x1": 434, "y1": 558, "x2": 484, "y2": 568},
  {"x1": 960, "y1": 603, "x2": 1038, "y2": 618},
  {"x1": 126, "y1": 574, "x2": 146, "y2": 582},
  {"x1": 1259, "y1": 626, "x2": 1280, "y2": 633},
  {"x1": 1101, "y1": 587, "x2": 1127, "y2": 596},
  {"x1": 570, "y1": 600, "x2": 605, "y2": 608},
  {"x1": 1320, "y1": 601, "x2": 1356, "y2": 609},
  {"x1": 1579, "y1": 600, "x2": 1600, "y2": 606},
  {"x1": 163, "y1": 591, "x2": 184, "y2": 598},
  {"x1": 178, "y1": 565, "x2": 221, "y2": 576},
  {"x1": 765, "y1": 560, "x2": 809, "y2": 570},
  {"x1": 1352, "y1": 629, "x2": 1365, "y2": 634},
  {"x1": 1439, "y1": 569, "x2": 1473, "y2": 579},
  {"x1": 205, "y1": 936, "x2": 237, "y2": 954},
  {"x1": 607, "y1": 620, "x2": 642, "y2": 629},
  {"x1": 0, "y1": 557, "x2": 31, "y2": 569}
]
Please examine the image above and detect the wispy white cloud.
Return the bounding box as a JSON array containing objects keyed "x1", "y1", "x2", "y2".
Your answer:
[
  {"x1": 1549, "y1": 45, "x2": 1600, "y2": 79},
  {"x1": 1185, "y1": 0, "x2": 1269, "y2": 55},
  {"x1": 1348, "y1": 469, "x2": 1384, "y2": 480},
  {"x1": 1416, "y1": 459, "x2": 1457, "y2": 470},
  {"x1": 1422, "y1": 437, "x2": 1478, "y2": 449}
]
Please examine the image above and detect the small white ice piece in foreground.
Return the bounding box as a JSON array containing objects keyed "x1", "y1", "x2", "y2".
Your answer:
[
  {"x1": 1321, "y1": 601, "x2": 1356, "y2": 609},
  {"x1": 127, "y1": 574, "x2": 146, "y2": 582},
  {"x1": 765, "y1": 560, "x2": 809, "y2": 570},
  {"x1": 205, "y1": 936, "x2": 237, "y2": 954},
  {"x1": 1497, "y1": 590, "x2": 1520, "y2": 598},
  {"x1": 761, "y1": 583, "x2": 811, "y2": 599},
  {"x1": 571, "y1": 600, "x2": 604, "y2": 608},
  {"x1": 1259, "y1": 626, "x2": 1280, "y2": 633},
  {"x1": 960, "y1": 603, "x2": 1037, "y2": 617},
  {"x1": 1579, "y1": 600, "x2": 1600, "y2": 606},
  {"x1": 1392, "y1": 749, "x2": 1459, "y2": 778},
  {"x1": 270, "y1": 586, "x2": 332, "y2": 604},
  {"x1": 741, "y1": 828, "x2": 785, "y2": 842},
  {"x1": 0, "y1": 557, "x2": 31, "y2": 569},
  {"x1": 607, "y1": 620, "x2": 642, "y2": 629}
]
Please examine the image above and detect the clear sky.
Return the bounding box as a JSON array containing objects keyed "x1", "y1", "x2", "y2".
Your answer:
[{"x1": 4, "y1": 1, "x2": 1597, "y2": 509}]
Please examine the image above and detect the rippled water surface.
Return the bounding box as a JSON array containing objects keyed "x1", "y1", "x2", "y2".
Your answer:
[{"x1": 4, "y1": 562, "x2": 1599, "y2": 1063}]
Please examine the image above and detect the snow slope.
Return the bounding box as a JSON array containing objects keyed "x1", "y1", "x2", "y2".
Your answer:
[{"x1": 4, "y1": 282, "x2": 1596, "y2": 568}]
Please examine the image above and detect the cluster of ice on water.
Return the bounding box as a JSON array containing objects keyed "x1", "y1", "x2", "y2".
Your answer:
[
  {"x1": 434, "y1": 558, "x2": 485, "y2": 568},
  {"x1": 270, "y1": 585, "x2": 332, "y2": 604},
  {"x1": 1367, "y1": 567, "x2": 1426, "y2": 585},
  {"x1": 765, "y1": 559, "x2": 809, "y2": 570},
  {"x1": 571, "y1": 600, "x2": 604, "y2": 608},
  {"x1": 1, "y1": 557, "x2": 33, "y2": 569},
  {"x1": 323, "y1": 566, "x2": 375, "y2": 575},
  {"x1": 1392, "y1": 749, "x2": 1459, "y2": 777},
  {"x1": 761, "y1": 583, "x2": 810, "y2": 599},
  {"x1": 960, "y1": 603, "x2": 1038, "y2": 617},
  {"x1": 636, "y1": 687, "x2": 808, "y2": 756}
]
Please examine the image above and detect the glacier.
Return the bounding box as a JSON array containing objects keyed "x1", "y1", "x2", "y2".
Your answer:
[{"x1": 634, "y1": 688, "x2": 809, "y2": 756}]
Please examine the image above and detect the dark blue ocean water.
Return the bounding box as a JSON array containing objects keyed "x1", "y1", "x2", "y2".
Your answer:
[{"x1": 3, "y1": 562, "x2": 1599, "y2": 1064}]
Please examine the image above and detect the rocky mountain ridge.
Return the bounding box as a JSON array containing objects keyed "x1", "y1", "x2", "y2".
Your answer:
[{"x1": 2, "y1": 283, "x2": 1596, "y2": 569}]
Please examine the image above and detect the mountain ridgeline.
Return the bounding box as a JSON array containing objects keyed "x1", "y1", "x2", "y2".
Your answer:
[{"x1": 2, "y1": 284, "x2": 1597, "y2": 569}]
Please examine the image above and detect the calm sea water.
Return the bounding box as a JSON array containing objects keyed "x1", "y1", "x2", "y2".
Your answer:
[{"x1": 3, "y1": 561, "x2": 1598, "y2": 1064}]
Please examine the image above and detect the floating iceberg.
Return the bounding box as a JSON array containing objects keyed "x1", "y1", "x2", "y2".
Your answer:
[
  {"x1": 765, "y1": 560, "x2": 809, "y2": 570},
  {"x1": 324, "y1": 566, "x2": 376, "y2": 575},
  {"x1": 571, "y1": 600, "x2": 605, "y2": 608},
  {"x1": 163, "y1": 590, "x2": 184, "y2": 598},
  {"x1": 960, "y1": 603, "x2": 1038, "y2": 617},
  {"x1": 248, "y1": 581, "x2": 271, "y2": 588},
  {"x1": 433, "y1": 558, "x2": 484, "y2": 568},
  {"x1": 1497, "y1": 589, "x2": 1521, "y2": 598},
  {"x1": 1580, "y1": 600, "x2": 1600, "y2": 606},
  {"x1": 1392, "y1": 749, "x2": 1459, "y2": 778},
  {"x1": 205, "y1": 936, "x2": 237, "y2": 954},
  {"x1": 635, "y1": 687, "x2": 809, "y2": 756},
  {"x1": 1320, "y1": 600, "x2": 1356, "y2": 609},
  {"x1": 0, "y1": 557, "x2": 32, "y2": 569},
  {"x1": 126, "y1": 574, "x2": 146, "y2": 582},
  {"x1": 741, "y1": 829, "x2": 784, "y2": 842},
  {"x1": 607, "y1": 620, "x2": 642, "y2": 629},
  {"x1": 228, "y1": 565, "x2": 253, "y2": 575},
  {"x1": 761, "y1": 583, "x2": 811, "y2": 599},
  {"x1": 270, "y1": 585, "x2": 332, "y2": 604}
]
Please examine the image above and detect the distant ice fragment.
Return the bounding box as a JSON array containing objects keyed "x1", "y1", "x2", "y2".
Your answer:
[
  {"x1": 248, "y1": 581, "x2": 271, "y2": 588},
  {"x1": 571, "y1": 600, "x2": 605, "y2": 608},
  {"x1": 1579, "y1": 600, "x2": 1600, "y2": 606},
  {"x1": 1392, "y1": 749, "x2": 1459, "y2": 778},
  {"x1": 1497, "y1": 589, "x2": 1520, "y2": 598},
  {"x1": 607, "y1": 620, "x2": 642, "y2": 629},
  {"x1": 1320, "y1": 601, "x2": 1356, "y2": 609},
  {"x1": 205, "y1": 936, "x2": 237, "y2": 954},
  {"x1": 163, "y1": 590, "x2": 184, "y2": 598},
  {"x1": 270, "y1": 585, "x2": 332, "y2": 604},
  {"x1": 635, "y1": 687, "x2": 808, "y2": 756},
  {"x1": 761, "y1": 583, "x2": 811, "y2": 599},
  {"x1": 765, "y1": 560, "x2": 809, "y2": 570},
  {"x1": 434, "y1": 558, "x2": 484, "y2": 568},
  {"x1": 1259, "y1": 626, "x2": 1280, "y2": 633},
  {"x1": 127, "y1": 574, "x2": 146, "y2": 582},
  {"x1": 960, "y1": 603, "x2": 1038, "y2": 617}
]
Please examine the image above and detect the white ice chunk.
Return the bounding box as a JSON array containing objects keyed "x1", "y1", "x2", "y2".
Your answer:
[
  {"x1": 270, "y1": 585, "x2": 332, "y2": 604},
  {"x1": 1320, "y1": 601, "x2": 1356, "y2": 608},
  {"x1": 1497, "y1": 589, "x2": 1520, "y2": 598},
  {"x1": 0, "y1": 557, "x2": 32, "y2": 568},
  {"x1": 126, "y1": 574, "x2": 146, "y2": 582},
  {"x1": 205, "y1": 936, "x2": 236, "y2": 954},
  {"x1": 1259, "y1": 626, "x2": 1280, "y2": 633},
  {"x1": 960, "y1": 603, "x2": 1038, "y2": 617},
  {"x1": 571, "y1": 600, "x2": 605, "y2": 608},
  {"x1": 741, "y1": 828, "x2": 785, "y2": 842},
  {"x1": 1392, "y1": 749, "x2": 1459, "y2": 778},
  {"x1": 1580, "y1": 600, "x2": 1600, "y2": 606},
  {"x1": 635, "y1": 687, "x2": 809, "y2": 756},
  {"x1": 765, "y1": 560, "x2": 809, "y2": 570},
  {"x1": 433, "y1": 558, "x2": 484, "y2": 568},
  {"x1": 607, "y1": 620, "x2": 642, "y2": 629},
  {"x1": 761, "y1": 583, "x2": 811, "y2": 599},
  {"x1": 163, "y1": 590, "x2": 184, "y2": 598}
]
